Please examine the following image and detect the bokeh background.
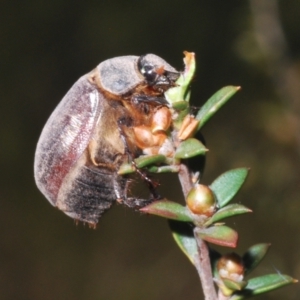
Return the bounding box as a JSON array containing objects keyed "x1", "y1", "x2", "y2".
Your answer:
[{"x1": 1, "y1": 0, "x2": 300, "y2": 299}]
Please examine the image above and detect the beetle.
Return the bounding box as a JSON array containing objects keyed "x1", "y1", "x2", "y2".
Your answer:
[{"x1": 34, "y1": 54, "x2": 180, "y2": 226}]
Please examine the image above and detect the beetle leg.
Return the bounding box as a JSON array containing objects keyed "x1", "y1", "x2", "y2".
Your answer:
[
  {"x1": 127, "y1": 160, "x2": 162, "y2": 201},
  {"x1": 119, "y1": 179, "x2": 161, "y2": 210},
  {"x1": 88, "y1": 139, "x2": 100, "y2": 166},
  {"x1": 117, "y1": 117, "x2": 161, "y2": 201}
]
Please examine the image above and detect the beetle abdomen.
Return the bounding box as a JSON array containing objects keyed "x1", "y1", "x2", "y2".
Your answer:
[{"x1": 57, "y1": 160, "x2": 125, "y2": 224}]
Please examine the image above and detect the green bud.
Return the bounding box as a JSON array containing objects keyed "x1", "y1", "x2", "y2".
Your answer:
[{"x1": 186, "y1": 184, "x2": 216, "y2": 216}]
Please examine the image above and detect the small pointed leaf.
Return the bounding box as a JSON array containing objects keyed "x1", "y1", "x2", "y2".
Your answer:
[
  {"x1": 169, "y1": 220, "x2": 197, "y2": 264},
  {"x1": 195, "y1": 225, "x2": 238, "y2": 248},
  {"x1": 118, "y1": 155, "x2": 166, "y2": 175},
  {"x1": 204, "y1": 204, "x2": 252, "y2": 226},
  {"x1": 196, "y1": 86, "x2": 241, "y2": 129},
  {"x1": 243, "y1": 243, "x2": 271, "y2": 275},
  {"x1": 171, "y1": 100, "x2": 189, "y2": 111},
  {"x1": 140, "y1": 200, "x2": 193, "y2": 222},
  {"x1": 210, "y1": 168, "x2": 249, "y2": 207},
  {"x1": 175, "y1": 138, "x2": 208, "y2": 159},
  {"x1": 230, "y1": 274, "x2": 297, "y2": 300},
  {"x1": 165, "y1": 52, "x2": 196, "y2": 104},
  {"x1": 135, "y1": 154, "x2": 166, "y2": 168},
  {"x1": 223, "y1": 278, "x2": 248, "y2": 291},
  {"x1": 118, "y1": 162, "x2": 134, "y2": 175},
  {"x1": 147, "y1": 165, "x2": 180, "y2": 173}
]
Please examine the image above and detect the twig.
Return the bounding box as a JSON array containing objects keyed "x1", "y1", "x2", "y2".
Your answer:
[
  {"x1": 178, "y1": 163, "x2": 194, "y2": 199},
  {"x1": 194, "y1": 235, "x2": 218, "y2": 300},
  {"x1": 178, "y1": 163, "x2": 218, "y2": 300}
]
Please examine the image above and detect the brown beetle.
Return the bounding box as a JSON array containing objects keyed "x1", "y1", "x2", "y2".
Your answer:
[{"x1": 34, "y1": 54, "x2": 179, "y2": 225}]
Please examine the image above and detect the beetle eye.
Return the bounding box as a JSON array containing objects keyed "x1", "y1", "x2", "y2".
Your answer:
[
  {"x1": 137, "y1": 56, "x2": 158, "y2": 85},
  {"x1": 137, "y1": 55, "x2": 179, "y2": 91}
]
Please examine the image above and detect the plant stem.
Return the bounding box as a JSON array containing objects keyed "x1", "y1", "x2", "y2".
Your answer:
[
  {"x1": 194, "y1": 235, "x2": 218, "y2": 300},
  {"x1": 178, "y1": 163, "x2": 217, "y2": 300},
  {"x1": 178, "y1": 163, "x2": 193, "y2": 198}
]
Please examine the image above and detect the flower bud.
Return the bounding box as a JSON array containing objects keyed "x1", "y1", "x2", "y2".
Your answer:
[
  {"x1": 217, "y1": 253, "x2": 245, "y2": 282},
  {"x1": 134, "y1": 126, "x2": 167, "y2": 149},
  {"x1": 186, "y1": 184, "x2": 216, "y2": 216},
  {"x1": 151, "y1": 107, "x2": 172, "y2": 133},
  {"x1": 177, "y1": 114, "x2": 199, "y2": 140}
]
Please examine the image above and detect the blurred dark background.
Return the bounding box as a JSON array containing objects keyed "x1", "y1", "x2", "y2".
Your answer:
[{"x1": 1, "y1": 0, "x2": 300, "y2": 299}]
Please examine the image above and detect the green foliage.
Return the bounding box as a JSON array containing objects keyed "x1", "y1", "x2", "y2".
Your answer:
[
  {"x1": 175, "y1": 138, "x2": 207, "y2": 159},
  {"x1": 168, "y1": 221, "x2": 197, "y2": 265},
  {"x1": 196, "y1": 86, "x2": 241, "y2": 130},
  {"x1": 210, "y1": 168, "x2": 249, "y2": 208},
  {"x1": 204, "y1": 204, "x2": 252, "y2": 226},
  {"x1": 230, "y1": 274, "x2": 297, "y2": 300},
  {"x1": 243, "y1": 243, "x2": 271, "y2": 275},
  {"x1": 131, "y1": 52, "x2": 296, "y2": 298},
  {"x1": 195, "y1": 225, "x2": 238, "y2": 248},
  {"x1": 140, "y1": 200, "x2": 192, "y2": 222}
]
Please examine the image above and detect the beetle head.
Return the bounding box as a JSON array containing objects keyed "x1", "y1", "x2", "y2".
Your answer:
[{"x1": 137, "y1": 55, "x2": 180, "y2": 91}]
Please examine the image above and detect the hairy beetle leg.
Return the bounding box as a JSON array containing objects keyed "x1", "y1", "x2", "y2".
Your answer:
[{"x1": 117, "y1": 118, "x2": 162, "y2": 201}]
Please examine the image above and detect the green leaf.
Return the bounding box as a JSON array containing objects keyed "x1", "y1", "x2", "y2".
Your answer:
[
  {"x1": 118, "y1": 162, "x2": 134, "y2": 175},
  {"x1": 165, "y1": 52, "x2": 196, "y2": 104},
  {"x1": 147, "y1": 165, "x2": 180, "y2": 173},
  {"x1": 135, "y1": 154, "x2": 166, "y2": 168},
  {"x1": 223, "y1": 278, "x2": 248, "y2": 291},
  {"x1": 210, "y1": 168, "x2": 249, "y2": 208},
  {"x1": 243, "y1": 243, "x2": 271, "y2": 275},
  {"x1": 195, "y1": 225, "x2": 238, "y2": 248},
  {"x1": 118, "y1": 154, "x2": 166, "y2": 175},
  {"x1": 204, "y1": 204, "x2": 252, "y2": 226},
  {"x1": 230, "y1": 274, "x2": 297, "y2": 300},
  {"x1": 175, "y1": 138, "x2": 208, "y2": 159},
  {"x1": 171, "y1": 100, "x2": 189, "y2": 111},
  {"x1": 196, "y1": 86, "x2": 241, "y2": 129},
  {"x1": 169, "y1": 220, "x2": 197, "y2": 264},
  {"x1": 140, "y1": 200, "x2": 193, "y2": 222}
]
